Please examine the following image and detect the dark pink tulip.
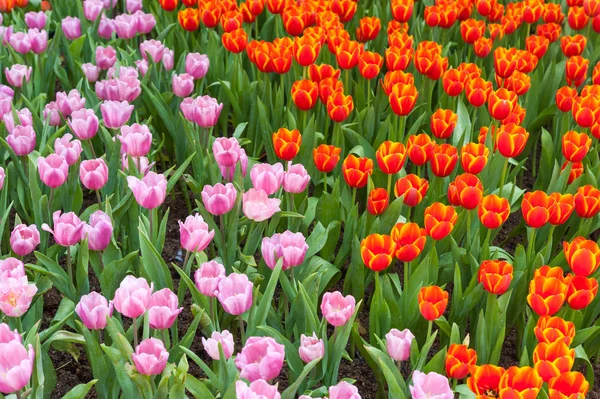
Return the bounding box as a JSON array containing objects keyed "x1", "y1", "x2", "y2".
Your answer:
[
  {"x1": 126, "y1": 171, "x2": 167, "y2": 209},
  {"x1": 5, "y1": 65, "x2": 32, "y2": 88},
  {"x1": 135, "y1": 11, "x2": 156, "y2": 34},
  {"x1": 42, "y1": 211, "x2": 85, "y2": 247},
  {"x1": 0, "y1": 340, "x2": 35, "y2": 394},
  {"x1": 0, "y1": 276, "x2": 37, "y2": 317},
  {"x1": 162, "y1": 48, "x2": 174, "y2": 71},
  {"x1": 148, "y1": 288, "x2": 183, "y2": 329},
  {"x1": 202, "y1": 330, "x2": 234, "y2": 360},
  {"x1": 83, "y1": 210, "x2": 113, "y2": 251},
  {"x1": 43, "y1": 102, "x2": 61, "y2": 126},
  {"x1": 320, "y1": 291, "x2": 356, "y2": 327},
  {"x1": 2, "y1": 108, "x2": 32, "y2": 134},
  {"x1": 172, "y1": 74, "x2": 194, "y2": 98},
  {"x1": 118, "y1": 123, "x2": 151, "y2": 156},
  {"x1": 80, "y1": 159, "x2": 108, "y2": 191},
  {"x1": 101, "y1": 100, "x2": 134, "y2": 129},
  {"x1": 261, "y1": 230, "x2": 308, "y2": 270},
  {"x1": 84, "y1": 0, "x2": 104, "y2": 21},
  {"x1": 7, "y1": 125, "x2": 36, "y2": 156},
  {"x1": 194, "y1": 260, "x2": 225, "y2": 297},
  {"x1": 201, "y1": 183, "x2": 237, "y2": 215},
  {"x1": 54, "y1": 134, "x2": 83, "y2": 166},
  {"x1": 178, "y1": 214, "x2": 215, "y2": 252},
  {"x1": 113, "y1": 275, "x2": 153, "y2": 319},
  {"x1": 114, "y1": 14, "x2": 137, "y2": 39},
  {"x1": 10, "y1": 224, "x2": 40, "y2": 257},
  {"x1": 216, "y1": 273, "x2": 253, "y2": 316},
  {"x1": 242, "y1": 188, "x2": 281, "y2": 222},
  {"x1": 28, "y1": 29, "x2": 48, "y2": 54},
  {"x1": 98, "y1": 17, "x2": 116, "y2": 40},
  {"x1": 75, "y1": 292, "x2": 113, "y2": 330},
  {"x1": 236, "y1": 380, "x2": 281, "y2": 399},
  {"x1": 0, "y1": 258, "x2": 25, "y2": 279},
  {"x1": 186, "y1": 53, "x2": 210, "y2": 79},
  {"x1": 9, "y1": 32, "x2": 31, "y2": 54},
  {"x1": 127, "y1": 0, "x2": 143, "y2": 13},
  {"x1": 0, "y1": 323, "x2": 21, "y2": 344},
  {"x1": 61, "y1": 17, "x2": 82, "y2": 40},
  {"x1": 96, "y1": 45, "x2": 117, "y2": 70},
  {"x1": 69, "y1": 109, "x2": 99, "y2": 140},
  {"x1": 25, "y1": 11, "x2": 47, "y2": 29},
  {"x1": 132, "y1": 338, "x2": 168, "y2": 376},
  {"x1": 235, "y1": 337, "x2": 285, "y2": 382},
  {"x1": 283, "y1": 163, "x2": 310, "y2": 193},
  {"x1": 56, "y1": 90, "x2": 86, "y2": 118},
  {"x1": 140, "y1": 39, "x2": 164, "y2": 63},
  {"x1": 250, "y1": 163, "x2": 284, "y2": 195},
  {"x1": 212, "y1": 137, "x2": 241, "y2": 168}
]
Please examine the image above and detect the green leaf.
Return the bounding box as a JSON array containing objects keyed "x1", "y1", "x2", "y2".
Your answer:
[
  {"x1": 248, "y1": 259, "x2": 283, "y2": 336},
  {"x1": 281, "y1": 358, "x2": 321, "y2": 399},
  {"x1": 60, "y1": 380, "x2": 97, "y2": 399},
  {"x1": 138, "y1": 225, "x2": 173, "y2": 290}
]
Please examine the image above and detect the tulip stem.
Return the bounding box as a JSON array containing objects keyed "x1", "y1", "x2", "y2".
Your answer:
[
  {"x1": 16, "y1": 390, "x2": 22, "y2": 399},
  {"x1": 239, "y1": 315, "x2": 245, "y2": 345},
  {"x1": 527, "y1": 228, "x2": 537, "y2": 264},
  {"x1": 48, "y1": 188, "x2": 54, "y2": 215},
  {"x1": 352, "y1": 188, "x2": 357, "y2": 207},
  {"x1": 367, "y1": 79, "x2": 371, "y2": 109},
  {"x1": 466, "y1": 210, "x2": 472, "y2": 250},
  {"x1": 498, "y1": 157, "x2": 509, "y2": 198},
  {"x1": 398, "y1": 115, "x2": 406, "y2": 143},
  {"x1": 66, "y1": 246, "x2": 73, "y2": 287},
  {"x1": 87, "y1": 139, "x2": 97, "y2": 159},
  {"x1": 403, "y1": 262, "x2": 409, "y2": 289},
  {"x1": 485, "y1": 228, "x2": 492, "y2": 247},
  {"x1": 426, "y1": 320, "x2": 433, "y2": 342},
  {"x1": 219, "y1": 215, "x2": 227, "y2": 265},
  {"x1": 133, "y1": 317, "x2": 138, "y2": 348},
  {"x1": 96, "y1": 190, "x2": 102, "y2": 206},
  {"x1": 323, "y1": 173, "x2": 327, "y2": 194}
]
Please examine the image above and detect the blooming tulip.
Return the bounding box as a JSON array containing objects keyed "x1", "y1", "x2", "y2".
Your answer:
[
  {"x1": 186, "y1": 53, "x2": 210, "y2": 79},
  {"x1": 236, "y1": 380, "x2": 281, "y2": 399},
  {"x1": 202, "y1": 330, "x2": 234, "y2": 360},
  {"x1": 5, "y1": 65, "x2": 32, "y2": 88},
  {"x1": 113, "y1": 276, "x2": 153, "y2": 319},
  {"x1": 132, "y1": 338, "x2": 168, "y2": 376},
  {"x1": 37, "y1": 154, "x2": 68, "y2": 189},
  {"x1": 83, "y1": 211, "x2": 113, "y2": 252},
  {"x1": 62, "y1": 16, "x2": 81, "y2": 40},
  {"x1": 0, "y1": 258, "x2": 25, "y2": 279},
  {"x1": 96, "y1": 45, "x2": 117, "y2": 70},
  {"x1": 25, "y1": 11, "x2": 47, "y2": 29},
  {"x1": 75, "y1": 292, "x2": 113, "y2": 330},
  {"x1": 261, "y1": 230, "x2": 308, "y2": 270},
  {"x1": 321, "y1": 291, "x2": 356, "y2": 326},
  {"x1": 69, "y1": 108, "x2": 99, "y2": 140},
  {"x1": 127, "y1": 172, "x2": 167, "y2": 209},
  {"x1": 194, "y1": 261, "x2": 225, "y2": 297},
  {"x1": 212, "y1": 137, "x2": 241, "y2": 168},
  {"x1": 283, "y1": 164, "x2": 310, "y2": 193},
  {"x1": 202, "y1": 183, "x2": 237, "y2": 215},
  {"x1": 298, "y1": 333, "x2": 324, "y2": 363},
  {"x1": 242, "y1": 189, "x2": 281, "y2": 222},
  {"x1": 148, "y1": 288, "x2": 183, "y2": 329},
  {"x1": 0, "y1": 277, "x2": 37, "y2": 317},
  {"x1": 329, "y1": 381, "x2": 362, "y2": 399},
  {"x1": 250, "y1": 163, "x2": 284, "y2": 195},
  {"x1": 0, "y1": 341, "x2": 35, "y2": 394},
  {"x1": 178, "y1": 214, "x2": 215, "y2": 253},
  {"x1": 410, "y1": 370, "x2": 453, "y2": 399},
  {"x1": 7, "y1": 125, "x2": 36, "y2": 156},
  {"x1": 235, "y1": 336, "x2": 285, "y2": 382},
  {"x1": 118, "y1": 124, "x2": 152, "y2": 157},
  {"x1": 42, "y1": 211, "x2": 84, "y2": 247},
  {"x1": 418, "y1": 286, "x2": 448, "y2": 320},
  {"x1": 10, "y1": 224, "x2": 40, "y2": 257},
  {"x1": 217, "y1": 273, "x2": 253, "y2": 315},
  {"x1": 0, "y1": 323, "x2": 21, "y2": 344},
  {"x1": 446, "y1": 344, "x2": 477, "y2": 380},
  {"x1": 54, "y1": 134, "x2": 83, "y2": 166}
]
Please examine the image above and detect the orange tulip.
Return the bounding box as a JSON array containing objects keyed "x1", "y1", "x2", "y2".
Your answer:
[
  {"x1": 574, "y1": 184, "x2": 600, "y2": 218},
  {"x1": 479, "y1": 260, "x2": 513, "y2": 295},
  {"x1": 273, "y1": 128, "x2": 301, "y2": 161},
  {"x1": 424, "y1": 202, "x2": 458, "y2": 240},
  {"x1": 581, "y1": 84, "x2": 600, "y2": 97},
  {"x1": 388, "y1": 83, "x2": 419, "y2": 116},
  {"x1": 496, "y1": 123, "x2": 529, "y2": 158},
  {"x1": 535, "y1": 315, "x2": 575, "y2": 346},
  {"x1": 533, "y1": 341, "x2": 575, "y2": 383},
  {"x1": 436, "y1": 4, "x2": 459, "y2": 28},
  {"x1": 358, "y1": 51, "x2": 383, "y2": 80},
  {"x1": 367, "y1": 189, "x2": 389, "y2": 216},
  {"x1": 562, "y1": 161, "x2": 584, "y2": 185},
  {"x1": 313, "y1": 144, "x2": 341, "y2": 173},
  {"x1": 317, "y1": 11, "x2": 342, "y2": 32},
  {"x1": 555, "y1": 86, "x2": 578, "y2": 112},
  {"x1": 406, "y1": 134, "x2": 434, "y2": 165},
  {"x1": 356, "y1": 16, "x2": 381, "y2": 43},
  {"x1": 499, "y1": 366, "x2": 543, "y2": 399},
  {"x1": 318, "y1": 78, "x2": 344, "y2": 104},
  {"x1": 504, "y1": 71, "x2": 531, "y2": 96},
  {"x1": 525, "y1": 34, "x2": 550, "y2": 58},
  {"x1": 466, "y1": 77, "x2": 493, "y2": 107},
  {"x1": 565, "y1": 55, "x2": 589, "y2": 87},
  {"x1": 488, "y1": 23, "x2": 504, "y2": 40},
  {"x1": 527, "y1": 266, "x2": 570, "y2": 316},
  {"x1": 220, "y1": 10, "x2": 243, "y2": 32},
  {"x1": 293, "y1": 35, "x2": 321, "y2": 66},
  {"x1": 566, "y1": 275, "x2": 598, "y2": 309},
  {"x1": 488, "y1": 88, "x2": 518, "y2": 121},
  {"x1": 265, "y1": 0, "x2": 285, "y2": 14},
  {"x1": 431, "y1": 144, "x2": 458, "y2": 178},
  {"x1": 457, "y1": 62, "x2": 481, "y2": 80},
  {"x1": 222, "y1": 28, "x2": 247, "y2": 53},
  {"x1": 442, "y1": 69, "x2": 467, "y2": 97},
  {"x1": 308, "y1": 64, "x2": 340, "y2": 83},
  {"x1": 461, "y1": 143, "x2": 489, "y2": 174},
  {"x1": 387, "y1": 30, "x2": 413, "y2": 49},
  {"x1": 159, "y1": 0, "x2": 178, "y2": 11},
  {"x1": 516, "y1": 50, "x2": 539, "y2": 73},
  {"x1": 502, "y1": 102, "x2": 527, "y2": 126},
  {"x1": 390, "y1": 0, "x2": 414, "y2": 23},
  {"x1": 446, "y1": 344, "x2": 477, "y2": 380},
  {"x1": 493, "y1": 47, "x2": 517, "y2": 79},
  {"x1": 562, "y1": 131, "x2": 591, "y2": 162},
  {"x1": 561, "y1": 35, "x2": 587, "y2": 57},
  {"x1": 291, "y1": 80, "x2": 319, "y2": 111},
  {"x1": 390, "y1": 222, "x2": 426, "y2": 262},
  {"x1": 418, "y1": 286, "x2": 448, "y2": 320},
  {"x1": 327, "y1": 91, "x2": 353, "y2": 122},
  {"x1": 424, "y1": 5, "x2": 443, "y2": 27},
  {"x1": 385, "y1": 46, "x2": 413, "y2": 71},
  {"x1": 473, "y1": 37, "x2": 493, "y2": 58},
  {"x1": 593, "y1": 62, "x2": 600, "y2": 85},
  {"x1": 460, "y1": 18, "x2": 485, "y2": 44},
  {"x1": 414, "y1": 41, "x2": 448, "y2": 80},
  {"x1": 326, "y1": 28, "x2": 350, "y2": 54},
  {"x1": 522, "y1": 191, "x2": 557, "y2": 228},
  {"x1": 568, "y1": 6, "x2": 589, "y2": 30},
  {"x1": 548, "y1": 372, "x2": 589, "y2": 399},
  {"x1": 387, "y1": 20, "x2": 409, "y2": 37},
  {"x1": 330, "y1": 0, "x2": 356, "y2": 23},
  {"x1": 271, "y1": 41, "x2": 293, "y2": 74},
  {"x1": 381, "y1": 70, "x2": 414, "y2": 96},
  {"x1": 572, "y1": 94, "x2": 600, "y2": 128},
  {"x1": 523, "y1": 0, "x2": 543, "y2": 23},
  {"x1": 246, "y1": 0, "x2": 264, "y2": 16},
  {"x1": 335, "y1": 40, "x2": 363, "y2": 70},
  {"x1": 179, "y1": 8, "x2": 201, "y2": 31},
  {"x1": 476, "y1": 0, "x2": 495, "y2": 17},
  {"x1": 360, "y1": 234, "x2": 396, "y2": 271},
  {"x1": 282, "y1": 6, "x2": 308, "y2": 36},
  {"x1": 455, "y1": 0, "x2": 473, "y2": 20},
  {"x1": 341, "y1": 154, "x2": 373, "y2": 189},
  {"x1": 467, "y1": 365, "x2": 505, "y2": 398},
  {"x1": 563, "y1": 236, "x2": 600, "y2": 276},
  {"x1": 394, "y1": 174, "x2": 429, "y2": 206},
  {"x1": 430, "y1": 109, "x2": 457, "y2": 139},
  {"x1": 549, "y1": 193, "x2": 574, "y2": 225},
  {"x1": 376, "y1": 141, "x2": 406, "y2": 174},
  {"x1": 536, "y1": 22, "x2": 562, "y2": 42},
  {"x1": 448, "y1": 173, "x2": 483, "y2": 210},
  {"x1": 543, "y1": 3, "x2": 565, "y2": 23},
  {"x1": 478, "y1": 194, "x2": 510, "y2": 229}
]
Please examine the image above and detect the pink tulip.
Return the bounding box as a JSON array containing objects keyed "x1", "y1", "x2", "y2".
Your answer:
[
  {"x1": 132, "y1": 338, "x2": 168, "y2": 376},
  {"x1": 298, "y1": 332, "x2": 325, "y2": 363},
  {"x1": 62, "y1": 17, "x2": 82, "y2": 40},
  {"x1": 329, "y1": 381, "x2": 362, "y2": 399},
  {"x1": 140, "y1": 39, "x2": 164, "y2": 63},
  {"x1": 192, "y1": 95, "x2": 223, "y2": 127},
  {"x1": 283, "y1": 164, "x2": 310, "y2": 193},
  {"x1": 121, "y1": 154, "x2": 153, "y2": 175},
  {"x1": 96, "y1": 45, "x2": 117, "y2": 70},
  {"x1": 56, "y1": 90, "x2": 86, "y2": 117},
  {"x1": 299, "y1": 396, "x2": 322, "y2": 399},
  {"x1": 180, "y1": 98, "x2": 195, "y2": 122},
  {"x1": 0, "y1": 26, "x2": 13, "y2": 47},
  {"x1": 54, "y1": 134, "x2": 83, "y2": 166},
  {"x1": 242, "y1": 189, "x2": 281, "y2": 222},
  {"x1": 172, "y1": 74, "x2": 194, "y2": 98},
  {"x1": 75, "y1": 292, "x2": 113, "y2": 330},
  {"x1": 80, "y1": 159, "x2": 108, "y2": 191},
  {"x1": 236, "y1": 380, "x2": 281, "y2": 399},
  {"x1": 0, "y1": 340, "x2": 35, "y2": 394},
  {"x1": 212, "y1": 137, "x2": 241, "y2": 168},
  {"x1": 0, "y1": 84, "x2": 13, "y2": 100},
  {"x1": 385, "y1": 328, "x2": 414, "y2": 362},
  {"x1": 83, "y1": 211, "x2": 113, "y2": 251},
  {"x1": 201, "y1": 183, "x2": 237, "y2": 215},
  {"x1": 235, "y1": 336, "x2": 285, "y2": 382},
  {"x1": 28, "y1": 29, "x2": 48, "y2": 54},
  {"x1": 134, "y1": 11, "x2": 156, "y2": 34},
  {"x1": 251, "y1": 163, "x2": 284, "y2": 195},
  {"x1": 220, "y1": 148, "x2": 248, "y2": 181},
  {"x1": 114, "y1": 13, "x2": 137, "y2": 39},
  {"x1": 0, "y1": 167, "x2": 4, "y2": 190},
  {"x1": 7, "y1": 125, "x2": 36, "y2": 156},
  {"x1": 0, "y1": 95, "x2": 12, "y2": 120},
  {"x1": 216, "y1": 273, "x2": 253, "y2": 315},
  {"x1": 261, "y1": 230, "x2": 308, "y2": 270},
  {"x1": 96, "y1": 76, "x2": 141, "y2": 102},
  {"x1": 186, "y1": 53, "x2": 210, "y2": 79},
  {"x1": 38, "y1": 154, "x2": 69, "y2": 188},
  {"x1": 84, "y1": 0, "x2": 104, "y2": 21},
  {"x1": 81, "y1": 63, "x2": 101, "y2": 82},
  {"x1": 43, "y1": 102, "x2": 61, "y2": 126},
  {"x1": 127, "y1": 171, "x2": 167, "y2": 209},
  {"x1": 194, "y1": 260, "x2": 225, "y2": 297},
  {"x1": 10, "y1": 224, "x2": 40, "y2": 257},
  {"x1": 135, "y1": 59, "x2": 149, "y2": 76},
  {"x1": 68, "y1": 109, "x2": 99, "y2": 141},
  {"x1": 101, "y1": 100, "x2": 134, "y2": 129},
  {"x1": 5, "y1": 65, "x2": 32, "y2": 87},
  {"x1": 202, "y1": 330, "x2": 234, "y2": 360},
  {"x1": 9, "y1": 32, "x2": 31, "y2": 54},
  {"x1": 409, "y1": 371, "x2": 453, "y2": 399},
  {"x1": 25, "y1": 11, "x2": 47, "y2": 29},
  {"x1": 320, "y1": 291, "x2": 356, "y2": 327},
  {"x1": 108, "y1": 66, "x2": 138, "y2": 79},
  {"x1": 118, "y1": 123, "x2": 152, "y2": 157},
  {"x1": 148, "y1": 288, "x2": 183, "y2": 329},
  {"x1": 102, "y1": 0, "x2": 118, "y2": 8},
  {"x1": 178, "y1": 214, "x2": 215, "y2": 252},
  {"x1": 42, "y1": 211, "x2": 85, "y2": 247},
  {"x1": 0, "y1": 277, "x2": 37, "y2": 317},
  {"x1": 0, "y1": 258, "x2": 25, "y2": 279},
  {"x1": 0, "y1": 323, "x2": 21, "y2": 344},
  {"x1": 2, "y1": 108, "x2": 32, "y2": 134},
  {"x1": 127, "y1": 0, "x2": 143, "y2": 13},
  {"x1": 113, "y1": 275, "x2": 153, "y2": 319},
  {"x1": 98, "y1": 17, "x2": 116, "y2": 40},
  {"x1": 162, "y1": 48, "x2": 174, "y2": 71}
]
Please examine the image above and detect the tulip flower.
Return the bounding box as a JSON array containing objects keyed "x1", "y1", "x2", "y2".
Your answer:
[
  {"x1": 211, "y1": 137, "x2": 242, "y2": 169},
  {"x1": 127, "y1": 172, "x2": 167, "y2": 210},
  {"x1": 242, "y1": 189, "x2": 281, "y2": 222},
  {"x1": 410, "y1": 371, "x2": 453, "y2": 399},
  {"x1": 298, "y1": 332, "x2": 325, "y2": 363},
  {"x1": 549, "y1": 193, "x2": 575, "y2": 225},
  {"x1": 118, "y1": 124, "x2": 152, "y2": 158},
  {"x1": 37, "y1": 154, "x2": 69, "y2": 189},
  {"x1": 75, "y1": 292, "x2": 113, "y2": 330},
  {"x1": 386, "y1": 328, "x2": 414, "y2": 362},
  {"x1": 321, "y1": 291, "x2": 356, "y2": 327},
  {"x1": 80, "y1": 159, "x2": 108, "y2": 192},
  {"x1": 113, "y1": 276, "x2": 153, "y2": 319},
  {"x1": 10, "y1": 224, "x2": 40, "y2": 257},
  {"x1": 186, "y1": 53, "x2": 210, "y2": 79},
  {"x1": 360, "y1": 234, "x2": 396, "y2": 272},
  {"x1": 42, "y1": 211, "x2": 84, "y2": 247},
  {"x1": 82, "y1": 211, "x2": 113, "y2": 252},
  {"x1": 235, "y1": 336, "x2": 285, "y2": 381},
  {"x1": 250, "y1": 163, "x2": 284, "y2": 195},
  {"x1": 390, "y1": 222, "x2": 427, "y2": 262},
  {"x1": 273, "y1": 128, "x2": 301, "y2": 161},
  {"x1": 178, "y1": 214, "x2": 215, "y2": 253},
  {"x1": 478, "y1": 260, "x2": 513, "y2": 295},
  {"x1": 342, "y1": 155, "x2": 373, "y2": 189},
  {"x1": 460, "y1": 143, "x2": 489, "y2": 174},
  {"x1": 478, "y1": 194, "x2": 510, "y2": 229},
  {"x1": 2, "y1": 108, "x2": 32, "y2": 135},
  {"x1": 527, "y1": 266, "x2": 570, "y2": 316},
  {"x1": 25, "y1": 11, "x2": 47, "y2": 29},
  {"x1": 5, "y1": 65, "x2": 32, "y2": 88},
  {"x1": 522, "y1": 191, "x2": 557, "y2": 228},
  {"x1": 291, "y1": 80, "x2": 319, "y2": 111},
  {"x1": 446, "y1": 344, "x2": 477, "y2": 380},
  {"x1": 0, "y1": 276, "x2": 37, "y2": 317},
  {"x1": 202, "y1": 330, "x2": 234, "y2": 360},
  {"x1": 0, "y1": 340, "x2": 35, "y2": 394},
  {"x1": 376, "y1": 141, "x2": 406, "y2": 175},
  {"x1": 430, "y1": 109, "x2": 457, "y2": 139},
  {"x1": 43, "y1": 103, "x2": 60, "y2": 128},
  {"x1": 5, "y1": 126, "x2": 34, "y2": 156},
  {"x1": 194, "y1": 261, "x2": 225, "y2": 298},
  {"x1": 53, "y1": 134, "x2": 82, "y2": 166},
  {"x1": 222, "y1": 28, "x2": 247, "y2": 53},
  {"x1": 0, "y1": 323, "x2": 21, "y2": 344},
  {"x1": 535, "y1": 316, "x2": 575, "y2": 346},
  {"x1": 62, "y1": 16, "x2": 81, "y2": 40},
  {"x1": 562, "y1": 131, "x2": 591, "y2": 162},
  {"x1": 431, "y1": 144, "x2": 458, "y2": 178},
  {"x1": 283, "y1": 164, "x2": 310, "y2": 193},
  {"x1": 217, "y1": 273, "x2": 253, "y2": 316},
  {"x1": 313, "y1": 144, "x2": 341, "y2": 173},
  {"x1": 236, "y1": 380, "x2": 281, "y2": 399},
  {"x1": 0, "y1": 258, "x2": 25, "y2": 279},
  {"x1": 132, "y1": 338, "x2": 169, "y2": 376},
  {"x1": 329, "y1": 381, "x2": 362, "y2": 399},
  {"x1": 448, "y1": 173, "x2": 483, "y2": 210},
  {"x1": 202, "y1": 183, "x2": 237, "y2": 216},
  {"x1": 548, "y1": 372, "x2": 589, "y2": 399},
  {"x1": 148, "y1": 288, "x2": 183, "y2": 330},
  {"x1": 101, "y1": 101, "x2": 134, "y2": 129},
  {"x1": 574, "y1": 185, "x2": 600, "y2": 218},
  {"x1": 69, "y1": 108, "x2": 99, "y2": 141},
  {"x1": 367, "y1": 188, "x2": 389, "y2": 215},
  {"x1": 418, "y1": 286, "x2": 448, "y2": 321},
  {"x1": 533, "y1": 341, "x2": 575, "y2": 382},
  {"x1": 327, "y1": 91, "x2": 354, "y2": 122},
  {"x1": 467, "y1": 365, "x2": 505, "y2": 398},
  {"x1": 261, "y1": 231, "x2": 308, "y2": 271},
  {"x1": 388, "y1": 82, "x2": 418, "y2": 116},
  {"x1": 498, "y1": 366, "x2": 543, "y2": 399},
  {"x1": 424, "y1": 203, "x2": 458, "y2": 240},
  {"x1": 563, "y1": 236, "x2": 600, "y2": 276}
]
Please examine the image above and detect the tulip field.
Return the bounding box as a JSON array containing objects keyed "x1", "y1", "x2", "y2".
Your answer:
[{"x1": 3, "y1": 0, "x2": 600, "y2": 398}]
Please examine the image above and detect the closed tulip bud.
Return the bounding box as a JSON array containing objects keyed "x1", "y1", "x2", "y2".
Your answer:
[
  {"x1": 494, "y1": 46, "x2": 517, "y2": 79},
  {"x1": 171, "y1": 73, "x2": 194, "y2": 97},
  {"x1": 535, "y1": 316, "x2": 575, "y2": 346},
  {"x1": 273, "y1": 128, "x2": 301, "y2": 161},
  {"x1": 479, "y1": 260, "x2": 513, "y2": 295},
  {"x1": 79, "y1": 159, "x2": 108, "y2": 191},
  {"x1": 217, "y1": 273, "x2": 253, "y2": 315},
  {"x1": 342, "y1": 155, "x2": 373, "y2": 189},
  {"x1": 367, "y1": 188, "x2": 389, "y2": 215},
  {"x1": 468, "y1": 365, "x2": 505, "y2": 398},
  {"x1": 283, "y1": 164, "x2": 310, "y2": 193},
  {"x1": 446, "y1": 344, "x2": 477, "y2": 380},
  {"x1": 533, "y1": 341, "x2": 575, "y2": 383},
  {"x1": 75, "y1": 292, "x2": 113, "y2": 330},
  {"x1": 113, "y1": 275, "x2": 153, "y2": 319},
  {"x1": 566, "y1": 55, "x2": 589, "y2": 87},
  {"x1": 527, "y1": 266, "x2": 569, "y2": 316},
  {"x1": 442, "y1": 69, "x2": 466, "y2": 97},
  {"x1": 132, "y1": 338, "x2": 168, "y2": 376},
  {"x1": 261, "y1": 230, "x2": 308, "y2": 270},
  {"x1": 10, "y1": 224, "x2": 40, "y2": 257},
  {"x1": 568, "y1": 6, "x2": 589, "y2": 30},
  {"x1": 431, "y1": 144, "x2": 458, "y2": 177},
  {"x1": 548, "y1": 372, "x2": 589, "y2": 399},
  {"x1": 395, "y1": 174, "x2": 429, "y2": 207},
  {"x1": 497, "y1": 123, "x2": 529, "y2": 158},
  {"x1": 418, "y1": 286, "x2": 448, "y2": 320},
  {"x1": 299, "y1": 333, "x2": 325, "y2": 363},
  {"x1": 0, "y1": 340, "x2": 35, "y2": 394},
  {"x1": 391, "y1": 222, "x2": 426, "y2": 262},
  {"x1": 388, "y1": 83, "x2": 418, "y2": 116},
  {"x1": 61, "y1": 16, "x2": 81, "y2": 40},
  {"x1": 386, "y1": 328, "x2": 414, "y2": 362},
  {"x1": 321, "y1": 291, "x2": 355, "y2": 327},
  {"x1": 4, "y1": 64, "x2": 32, "y2": 88}
]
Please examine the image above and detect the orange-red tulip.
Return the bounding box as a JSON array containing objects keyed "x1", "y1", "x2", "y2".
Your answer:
[
  {"x1": 473, "y1": 37, "x2": 493, "y2": 58},
  {"x1": 478, "y1": 194, "x2": 510, "y2": 229},
  {"x1": 390, "y1": 222, "x2": 426, "y2": 262},
  {"x1": 406, "y1": 134, "x2": 435, "y2": 165},
  {"x1": 327, "y1": 91, "x2": 353, "y2": 122},
  {"x1": 446, "y1": 344, "x2": 477, "y2": 380},
  {"x1": 561, "y1": 35, "x2": 587, "y2": 57},
  {"x1": 308, "y1": 64, "x2": 340, "y2": 83},
  {"x1": 549, "y1": 193, "x2": 574, "y2": 225},
  {"x1": 220, "y1": 10, "x2": 243, "y2": 32},
  {"x1": 273, "y1": 128, "x2": 301, "y2": 161},
  {"x1": 572, "y1": 94, "x2": 600, "y2": 128},
  {"x1": 222, "y1": 28, "x2": 247, "y2": 53},
  {"x1": 527, "y1": 266, "x2": 570, "y2": 316},
  {"x1": 367, "y1": 188, "x2": 389, "y2": 216},
  {"x1": 414, "y1": 41, "x2": 448, "y2": 80},
  {"x1": 335, "y1": 40, "x2": 363, "y2": 70},
  {"x1": 536, "y1": 22, "x2": 562, "y2": 42},
  {"x1": 266, "y1": 0, "x2": 285, "y2": 14},
  {"x1": 494, "y1": 47, "x2": 518, "y2": 79},
  {"x1": 360, "y1": 234, "x2": 396, "y2": 271},
  {"x1": 293, "y1": 35, "x2": 322, "y2": 66},
  {"x1": 376, "y1": 141, "x2": 406, "y2": 174},
  {"x1": 533, "y1": 341, "x2": 575, "y2": 383},
  {"x1": 555, "y1": 86, "x2": 578, "y2": 112},
  {"x1": 159, "y1": 0, "x2": 178, "y2": 11},
  {"x1": 562, "y1": 131, "x2": 591, "y2": 162},
  {"x1": 566, "y1": 275, "x2": 598, "y2": 309},
  {"x1": 522, "y1": 191, "x2": 557, "y2": 228},
  {"x1": 574, "y1": 184, "x2": 600, "y2": 218},
  {"x1": 431, "y1": 144, "x2": 458, "y2": 178},
  {"x1": 424, "y1": 202, "x2": 458, "y2": 240},
  {"x1": 330, "y1": 0, "x2": 357, "y2": 23},
  {"x1": 394, "y1": 174, "x2": 429, "y2": 206},
  {"x1": 381, "y1": 70, "x2": 414, "y2": 96},
  {"x1": 562, "y1": 161, "x2": 584, "y2": 185},
  {"x1": 488, "y1": 88, "x2": 518, "y2": 121},
  {"x1": 313, "y1": 144, "x2": 341, "y2": 173},
  {"x1": 291, "y1": 79, "x2": 319, "y2": 111},
  {"x1": 466, "y1": 77, "x2": 493, "y2": 107},
  {"x1": 479, "y1": 260, "x2": 513, "y2": 295},
  {"x1": 358, "y1": 51, "x2": 383, "y2": 80},
  {"x1": 391, "y1": 0, "x2": 414, "y2": 23},
  {"x1": 418, "y1": 286, "x2": 448, "y2": 320},
  {"x1": 496, "y1": 123, "x2": 529, "y2": 158},
  {"x1": 356, "y1": 16, "x2": 381, "y2": 43},
  {"x1": 525, "y1": 34, "x2": 550, "y2": 58},
  {"x1": 548, "y1": 371, "x2": 589, "y2": 399},
  {"x1": 504, "y1": 71, "x2": 531, "y2": 96},
  {"x1": 543, "y1": 3, "x2": 565, "y2": 24},
  {"x1": 448, "y1": 173, "x2": 483, "y2": 210},
  {"x1": 388, "y1": 83, "x2": 419, "y2": 116},
  {"x1": 430, "y1": 109, "x2": 457, "y2": 139},
  {"x1": 282, "y1": 6, "x2": 308, "y2": 36},
  {"x1": 467, "y1": 365, "x2": 505, "y2": 398},
  {"x1": 179, "y1": 8, "x2": 201, "y2": 31},
  {"x1": 385, "y1": 46, "x2": 413, "y2": 71},
  {"x1": 568, "y1": 6, "x2": 589, "y2": 30},
  {"x1": 442, "y1": 69, "x2": 467, "y2": 97},
  {"x1": 460, "y1": 18, "x2": 485, "y2": 43},
  {"x1": 342, "y1": 154, "x2": 373, "y2": 188},
  {"x1": 461, "y1": 143, "x2": 489, "y2": 174},
  {"x1": 499, "y1": 366, "x2": 543, "y2": 399},
  {"x1": 565, "y1": 55, "x2": 589, "y2": 87},
  {"x1": 563, "y1": 236, "x2": 600, "y2": 276},
  {"x1": 516, "y1": 50, "x2": 539, "y2": 73},
  {"x1": 318, "y1": 78, "x2": 344, "y2": 104},
  {"x1": 535, "y1": 316, "x2": 575, "y2": 346}
]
